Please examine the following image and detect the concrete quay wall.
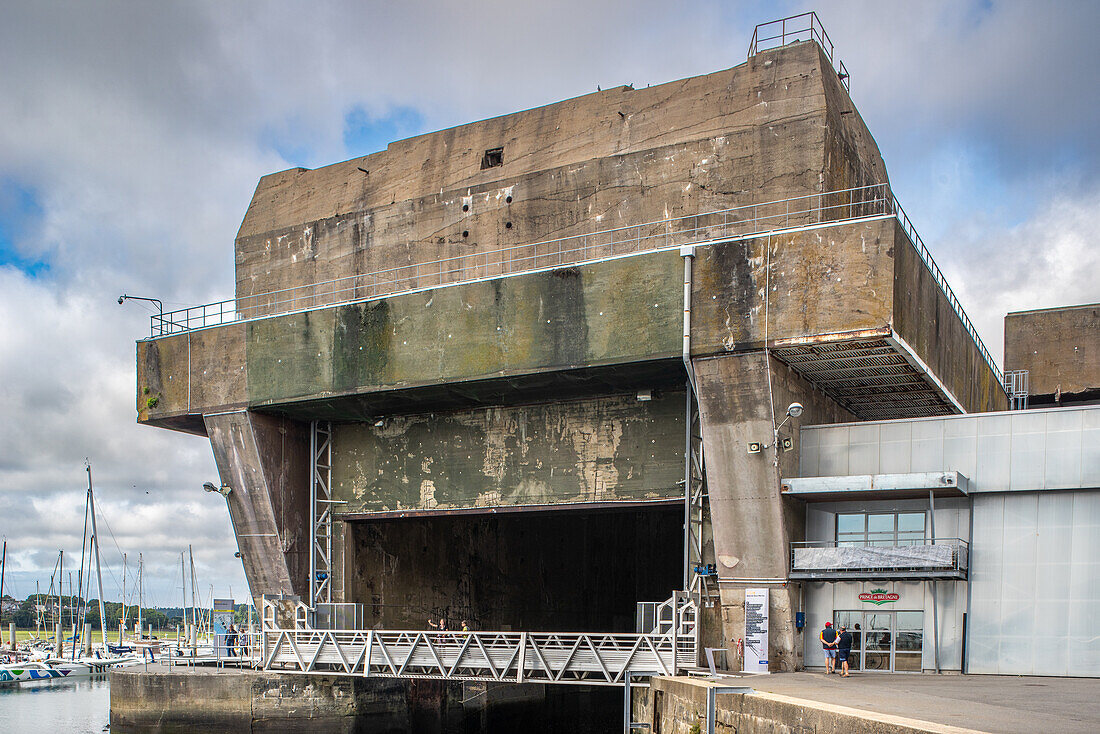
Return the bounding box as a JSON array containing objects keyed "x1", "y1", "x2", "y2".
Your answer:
[
  {"x1": 111, "y1": 667, "x2": 609, "y2": 734},
  {"x1": 633, "y1": 677, "x2": 982, "y2": 734}
]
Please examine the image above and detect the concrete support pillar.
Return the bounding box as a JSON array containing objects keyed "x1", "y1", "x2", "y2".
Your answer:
[
  {"x1": 205, "y1": 411, "x2": 311, "y2": 610},
  {"x1": 694, "y1": 350, "x2": 853, "y2": 671}
]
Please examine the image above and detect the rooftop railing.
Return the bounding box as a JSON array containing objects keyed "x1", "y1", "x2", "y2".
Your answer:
[
  {"x1": 148, "y1": 182, "x2": 1004, "y2": 388},
  {"x1": 748, "y1": 12, "x2": 850, "y2": 92}
]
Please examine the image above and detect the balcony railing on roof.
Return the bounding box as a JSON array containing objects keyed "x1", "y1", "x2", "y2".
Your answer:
[
  {"x1": 748, "y1": 12, "x2": 850, "y2": 92},
  {"x1": 148, "y1": 182, "x2": 1004, "y2": 389}
]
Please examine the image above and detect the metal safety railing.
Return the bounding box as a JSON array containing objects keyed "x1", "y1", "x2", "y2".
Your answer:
[
  {"x1": 748, "y1": 12, "x2": 849, "y2": 92},
  {"x1": 789, "y1": 538, "x2": 969, "y2": 580},
  {"x1": 260, "y1": 593, "x2": 698, "y2": 686},
  {"x1": 147, "y1": 182, "x2": 1003, "y2": 388},
  {"x1": 151, "y1": 183, "x2": 889, "y2": 337}
]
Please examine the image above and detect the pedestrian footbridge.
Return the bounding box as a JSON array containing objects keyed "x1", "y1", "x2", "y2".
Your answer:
[{"x1": 260, "y1": 594, "x2": 698, "y2": 686}]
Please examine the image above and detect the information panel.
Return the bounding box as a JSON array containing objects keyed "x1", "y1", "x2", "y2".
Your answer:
[
  {"x1": 744, "y1": 588, "x2": 769, "y2": 673},
  {"x1": 213, "y1": 598, "x2": 235, "y2": 657}
]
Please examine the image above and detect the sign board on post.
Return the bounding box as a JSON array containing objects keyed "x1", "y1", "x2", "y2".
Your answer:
[
  {"x1": 743, "y1": 588, "x2": 769, "y2": 674},
  {"x1": 213, "y1": 598, "x2": 235, "y2": 657}
]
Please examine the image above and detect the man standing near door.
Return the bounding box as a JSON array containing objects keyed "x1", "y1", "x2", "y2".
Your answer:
[
  {"x1": 820, "y1": 621, "x2": 838, "y2": 674},
  {"x1": 837, "y1": 625, "x2": 853, "y2": 677}
]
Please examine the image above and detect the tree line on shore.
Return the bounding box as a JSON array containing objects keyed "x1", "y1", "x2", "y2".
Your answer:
[{"x1": 1, "y1": 593, "x2": 177, "y2": 630}]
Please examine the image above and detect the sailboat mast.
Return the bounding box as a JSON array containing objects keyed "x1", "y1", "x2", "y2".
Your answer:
[
  {"x1": 58, "y1": 550, "x2": 63, "y2": 638},
  {"x1": 87, "y1": 464, "x2": 108, "y2": 647},
  {"x1": 180, "y1": 551, "x2": 186, "y2": 634},
  {"x1": 0, "y1": 540, "x2": 6, "y2": 628},
  {"x1": 73, "y1": 481, "x2": 91, "y2": 660},
  {"x1": 189, "y1": 544, "x2": 197, "y2": 633},
  {"x1": 120, "y1": 552, "x2": 127, "y2": 644},
  {"x1": 137, "y1": 553, "x2": 143, "y2": 637}
]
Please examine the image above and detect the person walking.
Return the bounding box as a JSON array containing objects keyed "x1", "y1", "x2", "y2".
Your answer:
[
  {"x1": 819, "y1": 621, "x2": 839, "y2": 674},
  {"x1": 836, "y1": 625, "x2": 853, "y2": 677},
  {"x1": 226, "y1": 624, "x2": 238, "y2": 658}
]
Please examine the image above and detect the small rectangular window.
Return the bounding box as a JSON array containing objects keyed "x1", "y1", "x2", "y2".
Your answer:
[{"x1": 481, "y1": 146, "x2": 504, "y2": 169}]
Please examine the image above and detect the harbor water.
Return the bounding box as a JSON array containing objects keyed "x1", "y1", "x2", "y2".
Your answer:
[{"x1": 0, "y1": 675, "x2": 111, "y2": 732}]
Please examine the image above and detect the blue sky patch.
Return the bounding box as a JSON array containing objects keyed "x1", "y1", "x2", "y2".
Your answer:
[
  {"x1": 0, "y1": 178, "x2": 49, "y2": 277},
  {"x1": 343, "y1": 106, "x2": 426, "y2": 158}
]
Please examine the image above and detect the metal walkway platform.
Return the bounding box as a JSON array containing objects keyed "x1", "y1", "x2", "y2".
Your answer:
[{"x1": 260, "y1": 594, "x2": 698, "y2": 686}]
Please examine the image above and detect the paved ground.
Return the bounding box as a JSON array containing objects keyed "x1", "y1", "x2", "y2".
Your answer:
[{"x1": 717, "y1": 671, "x2": 1100, "y2": 734}]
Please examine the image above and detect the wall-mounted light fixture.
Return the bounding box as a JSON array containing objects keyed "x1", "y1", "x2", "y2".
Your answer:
[{"x1": 202, "y1": 481, "x2": 232, "y2": 497}]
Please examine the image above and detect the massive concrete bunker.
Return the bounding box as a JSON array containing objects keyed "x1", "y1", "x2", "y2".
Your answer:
[{"x1": 135, "y1": 35, "x2": 1006, "y2": 679}]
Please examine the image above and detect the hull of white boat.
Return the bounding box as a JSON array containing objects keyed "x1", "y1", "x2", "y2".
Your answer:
[{"x1": 0, "y1": 656, "x2": 137, "y2": 685}]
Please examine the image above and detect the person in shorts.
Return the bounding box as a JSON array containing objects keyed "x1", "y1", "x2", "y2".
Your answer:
[
  {"x1": 836, "y1": 625, "x2": 853, "y2": 677},
  {"x1": 819, "y1": 621, "x2": 838, "y2": 674}
]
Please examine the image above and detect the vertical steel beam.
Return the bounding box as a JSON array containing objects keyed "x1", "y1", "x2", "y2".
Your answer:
[{"x1": 310, "y1": 420, "x2": 333, "y2": 606}]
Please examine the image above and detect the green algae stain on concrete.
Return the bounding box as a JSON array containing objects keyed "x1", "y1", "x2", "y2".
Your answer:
[
  {"x1": 334, "y1": 300, "x2": 393, "y2": 390},
  {"x1": 247, "y1": 308, "x2": 335, "y2": 404},
  {"x1": 583, "y1": 251, "x2": 681, "y2": 363},
  {"x1": 242, "y1": 251, "x2": 683, "y2": 408},
  {"x1": 331, "y1": 391, "x2": 686, "y2": 513}
]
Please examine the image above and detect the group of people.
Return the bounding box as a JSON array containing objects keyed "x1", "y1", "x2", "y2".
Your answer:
[
  {"x1": 819, "y1": 621, "x2": 852, "y2": 677},
  {"x1": 224, "y1": 623, "x2": 249, "y2": 657},
  {"x1": 427, "y1": 617, "x2": 470, "y2": 632}
]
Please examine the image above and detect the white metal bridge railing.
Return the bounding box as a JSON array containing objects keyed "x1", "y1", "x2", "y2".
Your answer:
[
  {"x1": 148, "y1": 182, "x2": 1003, "y2": 388},
  {"x1": 259, "y1": 594, "x2": 698, "y2": 686}
]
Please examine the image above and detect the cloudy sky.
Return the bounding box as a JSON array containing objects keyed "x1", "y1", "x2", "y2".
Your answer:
[{"x1": 1, "y1": 0, "x2": 1097, "y2": 609}]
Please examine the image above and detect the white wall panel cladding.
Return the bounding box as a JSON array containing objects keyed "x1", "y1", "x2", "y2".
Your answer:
[
  {"x1": 799, "y1": 406, "x2": 1100, "y2": 493},
  {"x1": 968, "y1": 490, "x2": 1100, "y2": 676}
]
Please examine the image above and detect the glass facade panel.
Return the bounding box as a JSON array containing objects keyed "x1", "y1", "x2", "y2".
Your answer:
[
  {"x1": 868, "y1": 514, "x2": 894, "y2": 533},
  {"x1": 864, "y1": 651, "x2": 890, "y2": 670},
  {"x1": 837, "y1": 514, "x2": 864, "y2": 534},
  {"x1": 898, "y1": 513, "x2": 925, "y2": 532},
  {"x1": 894, "y1": 652, "x2": 922, "y2": 671},
  {"x1": 832, "y1": 610, "x2": 923, "y2": 672},
  {"x1": 835, "y1": 512, "x2": 927, "y2": 546},
  {"x1": 896, "y1": 611, "x2": 923, "y2": 630}
]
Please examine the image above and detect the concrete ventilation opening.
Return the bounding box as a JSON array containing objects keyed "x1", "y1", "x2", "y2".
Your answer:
[{"x1": 481, "y1": 146, "x2": 504, "y2": 169}]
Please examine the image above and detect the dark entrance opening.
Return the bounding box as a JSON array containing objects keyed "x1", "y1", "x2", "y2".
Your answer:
[
  {"x1": 345, "y1": 504, "x2": 682, "y2": 732},
  {"x1": 348, "y1": 504, "x2": 682, "y2": 633}
]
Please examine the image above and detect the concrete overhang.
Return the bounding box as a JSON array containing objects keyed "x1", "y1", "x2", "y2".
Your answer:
[{"x1": 781, "y1": 470, "x2": 967, "y2": 501}]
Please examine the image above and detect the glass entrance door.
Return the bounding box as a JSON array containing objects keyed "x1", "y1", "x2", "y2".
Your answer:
[{"x1": 833, "y1": 610, "x2": 923, "y2": 672}]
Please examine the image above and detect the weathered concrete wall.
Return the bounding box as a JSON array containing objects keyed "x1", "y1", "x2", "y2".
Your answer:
[
  {"x1": 348, "y1": 506, "x2": 682, "y2": 632},
  {"x1": 137, "y1": 324, "x2": 247, "y2": 434},
  {"x1": 891, "y1": 220, "x2": 1008, "y2": 413},
  {"x1": 332, "y1": 391, "x2": 684, "y2": 513},
  {"x1": 1004, "y1": 303, "x2": 1100, "y2": 402},
  {"x1": 691, "y1": 218, "x2": 897, "y2": 354},
  {"x1": 245, "y1": 253, "x2": 682, "y2": 408},
  {"x1": 206, "y1": 411, "x2": 310, "y2": 604},
  {"x1": 694, "y1": 351, "x2": 854, "y2": 671},
  {"x1": 137, "y1": 218, "x2": 1004, "y2": 427},
  {"x1": 113, "y1": 667, "x2": 624, "y2": 734},
  {"x1": 235, "y1": 41, "x2": 882, "y2": 304},
  {"x1": 633, "y1": 676, "x2": 973, "y2": 734},
  {"x1": 139, "y1": 219, "x2": 898, "y2": 422}
]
